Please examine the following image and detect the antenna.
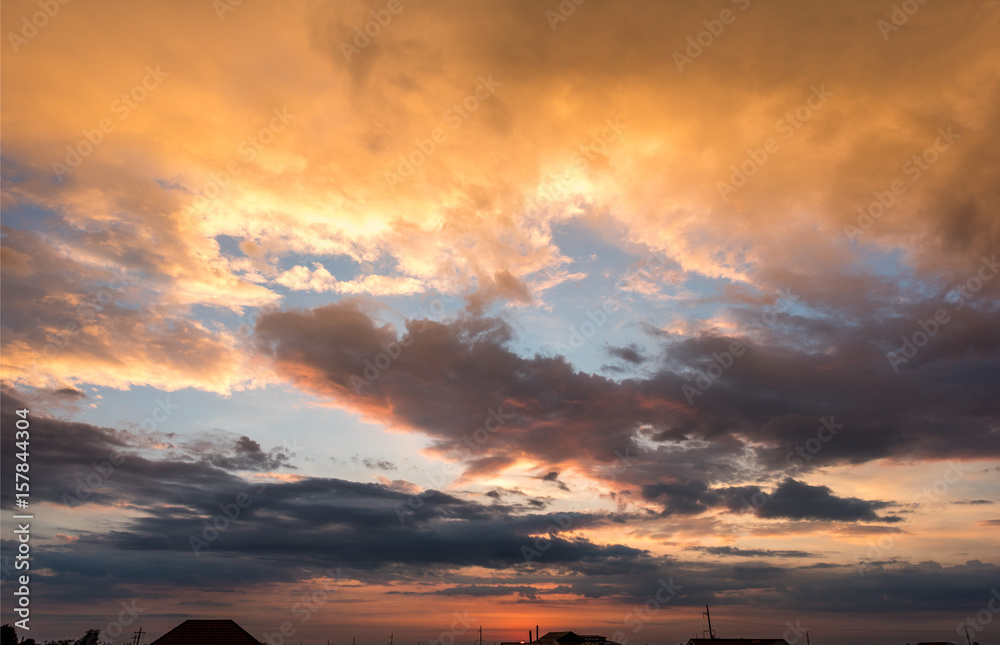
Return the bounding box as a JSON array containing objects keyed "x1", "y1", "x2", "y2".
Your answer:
[
  {"x1": 806, "y1": 633, "x2": 810, "y2": 645},
  {"x1": 964, "y1": 625, "x2": 973, "y2": 645},
  {"x1": 132, "y1": 629, "x2": 145, "y2": 645},
  {"x1": 703, "y1": 605, "x2": 717, "y2": 640}
]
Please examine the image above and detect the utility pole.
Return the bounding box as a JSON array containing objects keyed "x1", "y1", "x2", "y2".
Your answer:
[
  {"x1": 964, "y1": 625, "x2": 974, "y2": 645},
  {"x1": 806, "y1": 633, "x2": 810, "y2": 645},
  {"x1": 132, "y1": 629, "x2": 144, "y2": 645},
  {"x1": 703, "y1": 605, "x2": 717, "y2": 640}
]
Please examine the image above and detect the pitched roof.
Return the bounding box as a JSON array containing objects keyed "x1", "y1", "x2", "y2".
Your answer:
[{"x1": 149, "y1": 620, "x2": 261, "y2": 645}]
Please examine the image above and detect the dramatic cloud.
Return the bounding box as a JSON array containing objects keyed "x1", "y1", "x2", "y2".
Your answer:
[
  {"x1": 2, "y1": 0, "x2": 998, "y2": 640},
  {"x1": 254, "y1": 300, "x2": 1000, "y2": 488},
  {"x1": 686, "y1": 546, "x2": 816, "y2": 559},
  {"x1": 641, "y1": 478, "x2": 900, "y2": 524}
]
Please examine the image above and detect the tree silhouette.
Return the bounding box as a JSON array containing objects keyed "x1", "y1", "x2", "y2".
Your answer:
[
  {"x1": 74, "y1": 631, "x2": 102, "y2": 645},
  {"x1": 1, "y1": 625, "x2": 17, "y2": 645},
  {"x1": 42, "y1": 628, "x2": 106, "y2": 645}
]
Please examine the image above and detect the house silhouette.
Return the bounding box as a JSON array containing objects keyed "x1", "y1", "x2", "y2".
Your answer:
[
  {"x1": 149, "y1": 620, "x2": 261, "y2": 645},
  {"x1": 501, "y1": 632, "x2": 621, "y2": 645}
]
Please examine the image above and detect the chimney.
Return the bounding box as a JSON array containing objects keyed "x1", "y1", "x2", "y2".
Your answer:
[
  {"x1": 536, "y1": 627, "x2": 539, "y2": 642},
  {"x1": 528, "y1": 632, "x2": 532, "y2": 644}
]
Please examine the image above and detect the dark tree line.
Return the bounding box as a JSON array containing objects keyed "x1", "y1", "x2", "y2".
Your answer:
[{"x1": 2, "y1": 626, "x2": 111, "y2": 645}]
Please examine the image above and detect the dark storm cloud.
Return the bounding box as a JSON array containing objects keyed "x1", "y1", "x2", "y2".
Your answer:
[
  {"x1": 539, "y1": 471, "x2": 569, "y2": 491},
  {"x1": 53, "y1": 387, "x2": 86, "y2": 398},
  {"x1": 686, "y1": 546, "x2": 816, "y2": 558},
  {"x1": 0, "y1": 387, "x2": 641, "y2": 584},
  {"x1": 1, "y1": 385, "x2": 996, "y2": 617},
  {"x1": 641, "y1": 479, "x2": 721, "y2": 516},
  {"x1": 641, "y1": 478, "x2": 899, "y2": 524},
  {"x1": 204, "y1": 435, "x2": 291, "y2": 472},
  {"x1": 607, "y1": 343, "x2": 646, "y2": 364},
  {"x1": 0, "y1": 387, "x2": 293, "y2": 511},
  {"x1": 353, "y1": 456, "x2": 397, "y2": 470},
  {"x1": 255, "y1": 299, "x2": 1000, "y2": 497},
  {"x1": 742, "y1": 479, "x2": 901, "y2": 523},
  {"x1": 430, "y1": 584, "x2": 548, "y2": 600},
  {"x1": 465, "y1": 269, "x2": 533, "y2": 315},
  {"x1": 18, "y1": 527, "x2": 1000, "y2": 615}
]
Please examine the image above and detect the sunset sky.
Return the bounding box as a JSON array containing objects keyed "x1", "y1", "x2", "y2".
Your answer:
[{"x1": 2, "y1": 1, "x2": 999, "y2": 643}]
